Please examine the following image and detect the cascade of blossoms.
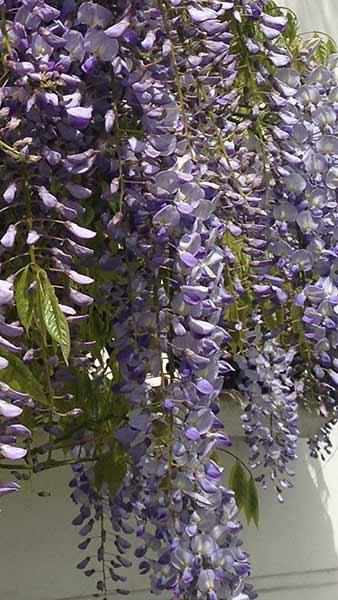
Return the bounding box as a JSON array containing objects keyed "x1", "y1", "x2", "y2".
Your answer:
[
  {"x1": 94, "y1": 0, "x2": 268, "y2": 597},
  {"x1": 0, "y1": 0, "x2": 116, "y2": 496},
  {"x1": 243, "y1": 47, "x2": 338, "y2": 477},
  {"x1": 100, "y1": 0, "x2": 292, "y2": 597}
]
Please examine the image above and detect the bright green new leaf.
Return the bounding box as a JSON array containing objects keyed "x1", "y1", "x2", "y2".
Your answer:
[
  {"x1": 244, "y1": 476, "x2": 260, "y2": 528},
  {"x1": 0, "y1": 350, "x2": 49, "y2": 405},
  {"x1": 38, "y1": 270, "x2": 71, "y2": 365},
  {"x1": 94, "y1": 449, "x2": 127, "y2": 498},
  {"x1": 15, "y1": 265, "x2": 34, "y2": 332},
  {"x1": 229, "y1": 461, "x2": 248, "y2": 511}
]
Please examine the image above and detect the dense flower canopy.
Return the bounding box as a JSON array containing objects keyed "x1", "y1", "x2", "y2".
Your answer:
[{"x1": 0, "y1": 0, "x2": 337, "y2": 598}]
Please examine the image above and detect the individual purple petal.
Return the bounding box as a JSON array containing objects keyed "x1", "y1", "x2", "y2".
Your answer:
[
  {"x1": 185, "y1": 427, "x2": 200, "y2": 441},
  {"x1": 0, "y1": 481, "x2": 20, "y2": 497},
  {"x1": 38, "y1": 186, "x2": 57, "y2": 209},
  {"x1": 198, "y1": 569, "x2": 215, "y2": 592},
  {"x1": 0, "y1": 401, "x2": 22, "y2": 418},
  {"x1": 292, "y1": 250, "x2": 313, "y2": 272},
  {"x1": 180, "y1": 252, "x2": 198, "y2": 268},
  {"x1": 62, "y1": 150, "x2": 96, "y2": 174},
  {"x1": 65, "y1": 222, "x2": 96, "y2": 239},
  {"x1": 60, "y1": 304, "x2": 76, "y2": 316},
  {"x1": 269, "y1": 50, "x2": 290, "y2": 67},
  {"x1": 284, "y1": 172, "x2": 306, "y2": 194},
  {"x1": 0, "y1": 281, "x2": 14, "y2": 306},
  {"x1": 260, "y1": 14, "x2": 286, "y2": 39},
  {"x1": 0, "y1": 320, "x2": 23, "y2": 338},
  {"x1": 273, "y1": 201, "x2": 297, "y2": 222},
  {"x1": 296, "y1": 211, "x2": 317, "y2": 233},
  {"x1": 67, "y1": 240, "x2": 94, "y2": 257},
  {"x1": 328, "y1": 370, "x2": 338, "y2": 386},
  {"x1": 67, "y1": 106, "x2": 93, "y2": 130},
  {"x1": 65, "y1": 183, "x2": 92, "y2": 199},
  {"x1": 246, "y1": 38, "x2": 260, "y2": 53},
  {"x1": 11, "y1": 61, "x2": 34, "y2": 76},
  {"x1": 189, "y1": 317, "x2": 214, "y2": 336},
  {"x1": 27, "y1": 230, "x2": 40, "y2": 245},
  {"x1": 1, "y1": 225, "x2": 17, "y2": 249},
  {"x1": 81, "y1": 56, "x2": 97, "y2": 74},
  {"x1": 31, "y1": 33, "x2": 52, "y2": 59},
  {"x1": 200, "y1": 19, "x2": 229, "y2": 34},
  {"x1": 78, "y1": 2, "x2": 112, "y2": 28},
  {"x1": 182, "y1": 285, "x2": 209, "y2": 300},
  {"x1": 155, "y1": 170, "x2": 179, "y2": 193},
  {"x1": 105, "y1": 18, "x2": 129, "y2": 38},
  {"x1": 39, "y1": 27, "x2": 65, "y2": 49},
  {"x1": 69, "y1": 288, "x2": 93, "y2": 306},
  {"x1": 0, "y1": 336, "x2": 22, "y2": 353},
  {"x1": 3, "y1": 182, "x2": 17, "y2": 204},
  {"x1": 84, "y1": 30, "x2": 118, "y2": 62},
  {"x1": 6, "y1": 425, "x2": 31, "y2": 438},
  {"x1": 105, "y1": 109, "x2": 115, "y2": 132},
  {"x1": 317, "y1": 135, "x2": 338, "y2": 154},
  {"x1": 68, "y1": 271, "x2": 94, "y2": 285},
  {"x1": 64, "y1": 30, "x2": 85, "y2": 62},
  {"x1": 0, "y1": 444, "x2": 27, "y2": 460},
  {"x1": 275, "y1": 69, "x2": 300, "y2": 96},
  {"x1": 188, "y1": 6, "x2": 218, "y2": 22},
  {"x1": 153, "y1": 205, "x2": 180, "y2": 228},
  {"x1": 326, "y1": 167, "x2": 338, "y2": 190},
  {"x1": 196, "y1": 379, "x2": 214, "y2": 395},
  {"x1": 141, "y1": 31, "x2": 156, "y2": 51},
  {"x1": 172, "y1": 318, "x2": 186, "y2": 336},
  {"x1": 313, "y1": 105, "x2": 336, "y2": 128},
  {"x1": 262, "y1": 13, "x2": 287, "y2": 31},
  {"x1": 0, "y1": 357, "x2": 8, "y2": 370}
]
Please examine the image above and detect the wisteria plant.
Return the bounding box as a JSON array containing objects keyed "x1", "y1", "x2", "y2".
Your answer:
[{"x1": 0, "y1": 1, "x2": 337, "y2": 598}]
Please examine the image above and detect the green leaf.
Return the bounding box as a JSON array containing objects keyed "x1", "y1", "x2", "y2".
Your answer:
[
  {"x1": 0, "y1": 350, "x2": 50, "y2": 405},
  {"x1": 38, "y1": 270, "x2": 70, "y2": 365},
  {"x1": 94, "y1": 449, "x2": 127, "y2": 498},
  {"x1": 244, "y1": 476, "x2": 260, "y2": 528},
  {"x1": 229, "y1": 461, "x2": 248, "y2": 511},
  {"x1": 15, "y1": 265, "x2": 34, "y2": 332}
]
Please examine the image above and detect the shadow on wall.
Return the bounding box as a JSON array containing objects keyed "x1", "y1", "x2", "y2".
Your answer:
[
  {"x1": 0, "y1": 434, "x2": 338, "y2": 600},
  {"x1": 224, "y1": 435, "x2": 338, "y2": 600},
  {"x1": 282, "y1": 0, "x2": 338, "y2": 43}
]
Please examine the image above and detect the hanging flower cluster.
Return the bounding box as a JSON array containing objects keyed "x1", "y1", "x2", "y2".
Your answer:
[{"x1": 0, "y1": 1, "x2": 338, "y2": 599}]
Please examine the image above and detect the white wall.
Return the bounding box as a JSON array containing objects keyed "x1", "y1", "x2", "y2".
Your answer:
[
  {"x1": 1, "y1": 432, "x2": 338, "y2": 600},
  {"x1": 283, "y1": 0, "x2": 338, "y2": 42}
]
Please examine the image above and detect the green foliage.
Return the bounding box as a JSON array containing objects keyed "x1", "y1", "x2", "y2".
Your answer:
[
  {"x1": 245, "y1": 476, "x2": 260, "y2": 528},
  {"x1": 15, "y1": 264, "x2": 34, "y2": 332},
  {"x1": 229, "y1": 461, "x2": 248, "y2": 511},
  {"x1": 37, "y1": 269, "x2": 71, "y2": 365},
  {"x1": 94, "y1": 444, "x2": 128, "y2": 498},
  {"x1": 0, "y1": 349, "x2": 49, "y2": 405},
  {"x1": 15, "y1": 264, "x2": 34, "y2": 333},
  {"x1": 312, "y1": 35, "x2": 337, "y2": 64},
  {"x1": 229, "y1": 461, "x2": 260, "y2": 527}
]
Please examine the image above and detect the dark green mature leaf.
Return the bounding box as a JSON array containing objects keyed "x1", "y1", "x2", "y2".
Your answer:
[
  {"x1": 244, "y1": 476, "x2": 260, "y2": 527},
  {"x1": 15, "y1": 265, "x2": 34, "y2": 332},
  {"x1": 94, "y1": 449, "x2": 127, "y2": 498},
  {"x1": 229, "y1": 461, "x2": 248, "y2": 510},
  {"x1": 0, "y1": 350, "x2": 49, "y2": 405},
  {"x1": 38, "y1": 270, "x2": 70, "y2": 364}
]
